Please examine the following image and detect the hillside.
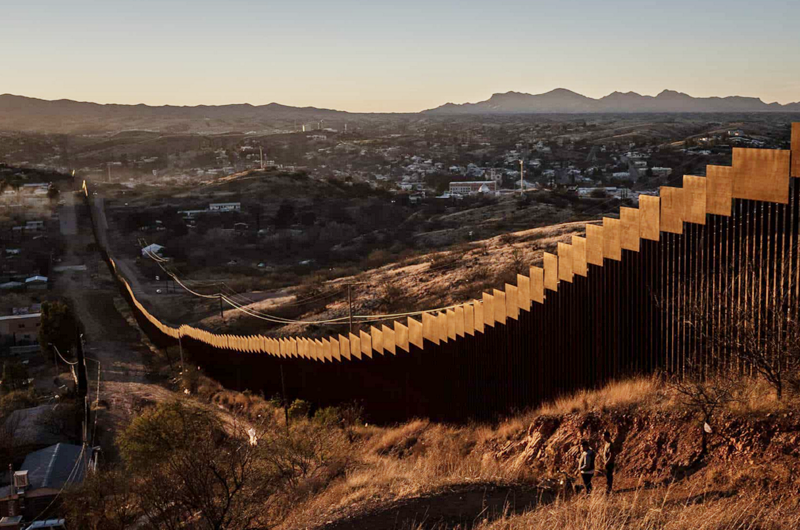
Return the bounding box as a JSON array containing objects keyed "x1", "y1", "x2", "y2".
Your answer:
[
  {"x1": 68, "y1": 369, "x2": 800, "y2": 529},
  {"x1": 276, "y1": 375, "x2": 800, "y2": 529},
  {"x1": 0, "y1": 94, "x2": 358, "y2": 134},
  {"x1": 199, "y1": 220, "x2": 590, "y2": 338}
]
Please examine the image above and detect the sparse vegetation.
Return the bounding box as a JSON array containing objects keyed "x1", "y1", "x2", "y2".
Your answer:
[{"x1": 65, "y1": 372, "x2": 800, "y2": 529}]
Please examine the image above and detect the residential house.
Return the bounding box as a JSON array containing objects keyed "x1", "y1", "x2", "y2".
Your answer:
[
  {"x1": 141, "y1": 243, "x2": 165, "y2": 259},
  {"x1": 24, "y1": 277, "x2": 48, "y2": 291},
  {"x1": 448, "y1": 181, "x2": 497, "y2": 195},
  {"x1": 208, "y1": 202, "x2": 241, "y2": 212},
  {"x1": 0, "y1": 313, "x2": 41, "y2": 344},
  {"x1": 0, "y1": 444, "x2": 88, "y2": 520}
]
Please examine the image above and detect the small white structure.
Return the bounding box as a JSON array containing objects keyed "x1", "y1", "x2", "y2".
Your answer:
[
  {"x1": 25, "y1": 276, "x2": 48, "y2": 290},
  {"x1": 209, "y1": 202, "x2": 241, "y2": 212},
  {"x1": 448, "y1": 181, "x2": 498, "y2": 195},
  {"x1": 141, "y1": 243, "x2": 165, "y2": 258},
  {"x1": 178, "y1": 209, "x2": 207, "y2": 219}
]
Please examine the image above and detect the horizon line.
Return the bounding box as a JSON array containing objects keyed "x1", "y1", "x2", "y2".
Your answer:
[{"x1": 2, "y1": 87, "x2": 799, "y2": 114}]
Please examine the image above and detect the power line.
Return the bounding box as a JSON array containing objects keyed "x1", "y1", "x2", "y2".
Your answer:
[
  {"x1": 50, "y1": 344, "x2": 78, "y2": 366},
  {"x1": 137, "y1": 173, "x2": 684, "y2": 330},
  {"x1": 143, "y1": 243, "x2": 478, "y2": 327}
]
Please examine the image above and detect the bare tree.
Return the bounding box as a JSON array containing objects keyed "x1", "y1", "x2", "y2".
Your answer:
[
  {"x1": 668, "y1": 366, "x2": 739, "y2": 455},
  {"x1": 64, "y1": 469, "x2": 139, "y2": 530},
  {"x1": 670, "y1": 249, "x2": 800, "y2": 400}
]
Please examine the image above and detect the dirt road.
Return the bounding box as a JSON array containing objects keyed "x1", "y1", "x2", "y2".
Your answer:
[{"x1": 56, "y1": 192, "x2": 177, "y2": 448}]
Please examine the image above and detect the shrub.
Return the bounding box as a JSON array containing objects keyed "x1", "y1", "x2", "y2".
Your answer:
[
  {"x1": 288, "y1": 399, "x2": 311, "y2": 420},
  {"x1": 0, "y1": 389, "x2": 38, "y2": 417},
  {"x1": 313, "y1": 407, "x2": 341, "y2": 426}
]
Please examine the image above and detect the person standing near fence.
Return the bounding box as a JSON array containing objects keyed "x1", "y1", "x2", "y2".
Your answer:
[
  {"x1": 602, "y1": 430, "x2": 616, "y2": 493},
  {"x1": 578, "y1": 439, "x2": 595, "y2": 495}
]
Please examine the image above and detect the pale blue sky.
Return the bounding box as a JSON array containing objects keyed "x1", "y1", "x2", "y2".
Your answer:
[{"x1": 2, "y1": 0, "x2": 799, "y2": 112}]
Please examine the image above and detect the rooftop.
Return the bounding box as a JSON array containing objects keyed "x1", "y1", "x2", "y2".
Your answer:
[
  {"x1": 0, "y1": 312, "x2": 41, "y2": 321},
  {"x1": 20, "y1": 443, "x2": 87, "y2": 490}
]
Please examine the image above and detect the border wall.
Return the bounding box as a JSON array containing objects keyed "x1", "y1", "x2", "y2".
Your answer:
[{"x1": 83, "y1": 124, "x2": 800, "y2": 423}]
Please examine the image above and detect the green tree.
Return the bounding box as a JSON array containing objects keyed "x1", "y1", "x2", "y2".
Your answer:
[
  {"x1": 39, "y1": 301, "x2": 80, "y2": 361},
  {"x1": 1, "y1": 361, "x2": 29, "y2": 391},
  {"x1": 273, "y1": 201, "x2": 295, "y2": 228},
  {"x1": 119, "y1": 401, "x2": 278, "y2": 530}
]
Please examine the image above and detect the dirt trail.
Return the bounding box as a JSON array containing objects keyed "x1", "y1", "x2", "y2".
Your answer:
[
  {"x1": 317, "y1": 484, "x2": 549, "y2": 530},
  {"x1": 56, "y1": 192, "x2": 178, "y2": 444}
]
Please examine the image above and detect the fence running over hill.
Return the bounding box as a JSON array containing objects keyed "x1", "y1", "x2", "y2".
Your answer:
[{"x1": 83, "y1": 124, "x2": 800, "y2": 423}]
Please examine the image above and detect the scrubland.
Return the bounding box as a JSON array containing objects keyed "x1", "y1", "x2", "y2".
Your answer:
[{"x1": 68, "y1": 368, "x2": 800, "y2": 529}]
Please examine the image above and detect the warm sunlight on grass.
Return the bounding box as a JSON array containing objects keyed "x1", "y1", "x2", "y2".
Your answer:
[
  {"x1": 478, "y1": 485, "x2": 800, "y2": 530},
  {"x1": 536, "y1": 376, "x2": 665, "y2": 416}
]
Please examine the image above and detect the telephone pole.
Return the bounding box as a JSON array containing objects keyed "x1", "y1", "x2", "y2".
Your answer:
[
  {"x1": 177, "y1": 333, "x2": 185, "y2": 375},
  {"x1": 519, "y1": 159, "x2": 524, "y2": 194},
  {"x1": 347, "y1": 284, "x2": 353, "y2": 333}
]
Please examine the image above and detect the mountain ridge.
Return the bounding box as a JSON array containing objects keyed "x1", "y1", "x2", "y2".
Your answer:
[
  {"x1": 1, "y1": 89, "x2": 799, "y2": 134},
  {"x1": 426, "y1": 88, "x2": 800, "y2": 114}
]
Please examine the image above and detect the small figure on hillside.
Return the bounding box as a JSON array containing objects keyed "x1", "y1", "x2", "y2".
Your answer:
[
  {"x1": 602, "y1": 430, "x2": 616, "y2": 493},
  {"x1": 578, "y1": 439, "x2": 595, "y2": 495}
]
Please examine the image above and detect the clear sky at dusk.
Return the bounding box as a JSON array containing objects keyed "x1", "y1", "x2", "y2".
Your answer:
[{"x1": 2, "y1": 0, "x2": 799, "y2": 112}]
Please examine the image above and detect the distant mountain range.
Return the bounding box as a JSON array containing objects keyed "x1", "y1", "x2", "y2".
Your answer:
[
  {"x1": 425, "y1": 89, "x2": 800, "y2": 114},
  {"x1": 1, "y1": 89, "x2": 799, "y2": 134},
  {"x1": 0, "y1": 94, "x2": 352, "y2": 134}
]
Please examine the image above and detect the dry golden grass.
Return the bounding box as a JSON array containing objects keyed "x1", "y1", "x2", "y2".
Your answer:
[
  {"x1": 726, "y1": 377, "x2": 800, "y2": 416},
  {"x1": 479, "y1": 485, "x2": 800, "y2": 530},
  {"x1": 205, "y1": 220, "x2": 587, "y2": 338},
  {"x1": 536, "y1": 376, "x2": 667, "y2": 416},
  {"x1": 279, "y1": 421, "x2": 533, "y2": 529},
  {"x1": 279, "y1": 373, "x2": 800, "y2": 528}
]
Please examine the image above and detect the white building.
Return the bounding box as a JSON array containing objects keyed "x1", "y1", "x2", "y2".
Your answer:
[
  {"x1": 577, "y1": 187, "x2": 632, "y2": 199},
  {"x1": 25, "y1": 276, "x2": 48, "y2": 290},
  {"x1": 141, "y1": 243, "x2": 165, "y2": 258},
  {"x1": 449, "y1": 181, "x2": 497, "y2": 195},
  {"x1": 209, "y1": 202, "x2": 241, "y2": 212},
  {"x1": 651, "y1": 167, "x2": 673, "y2": 178}
]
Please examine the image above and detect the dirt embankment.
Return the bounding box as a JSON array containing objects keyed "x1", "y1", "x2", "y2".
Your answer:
[
  {"x1": 285, "y1": 406, "x2": 800, "y2": 530},
  {"x1": 493, "y1": 411, "x2": 800, "y2": 487}
]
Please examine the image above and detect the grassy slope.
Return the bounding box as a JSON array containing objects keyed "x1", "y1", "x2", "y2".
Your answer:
[
  {"x1": 216, "y1": 375, "x2": 799, "y2": 530},
  {"x1": 200, "y1": 220, "x2": 590, "y2": 337}
]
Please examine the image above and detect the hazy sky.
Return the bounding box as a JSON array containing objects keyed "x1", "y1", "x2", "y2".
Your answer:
[{"x1": 2, "y1": 0, "x2": 799, "y2": 112}]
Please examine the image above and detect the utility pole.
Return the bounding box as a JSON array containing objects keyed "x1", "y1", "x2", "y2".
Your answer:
[
  {"x1": 348, "y1": 284, "x2": 353, "y2": 333},
  {"x1": 280, "y1": 363, "x2": 289, "y2": 432},
  {"x1": 219, "y1": 294, "x2": 224, "y2": 320},
  {"x1": 107, "y1": 163, "x2": 111, "y2": 183},
  {"x1": 177, "y1": 333, "x2": 185, "y2": 375},
  {"x1": 75, "y1": 330, "x2": 89, "y2": 444},
  {"x1": 259, "y1": 147, "x2": 264, "y2": 170},
  {"x1": 520, "y1": 159, "x2": 524, "y2": 194}
]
